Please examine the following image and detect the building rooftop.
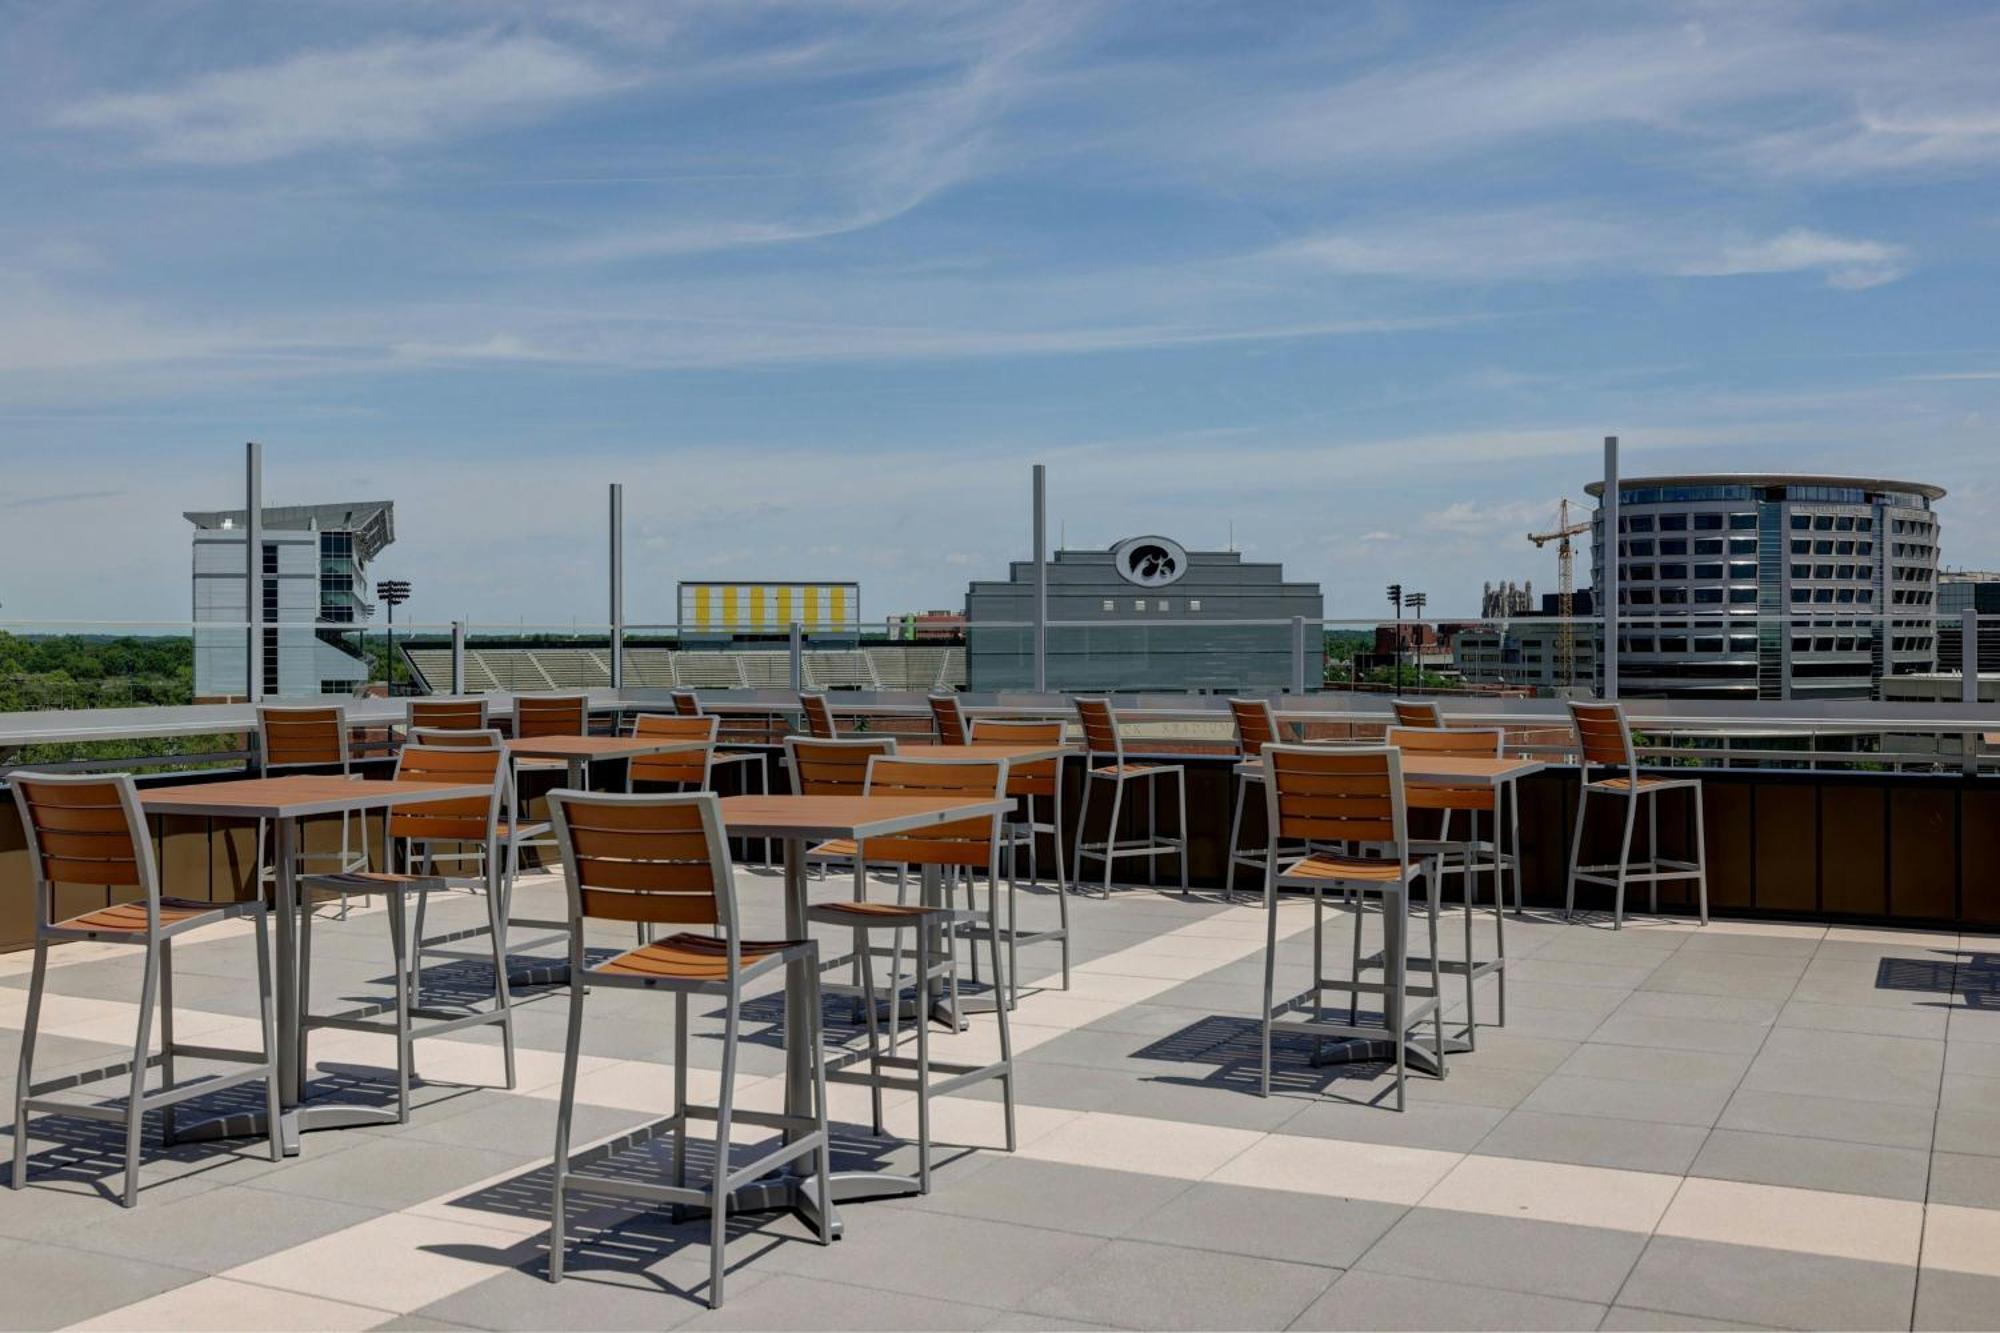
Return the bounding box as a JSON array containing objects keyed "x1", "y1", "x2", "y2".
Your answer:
[
  {"x1": 1585, "y1": 473, "x2": 1947, "y2": 501},
  {"x1": 183, "y1": 500, "x2": 396, "y2": 561}
]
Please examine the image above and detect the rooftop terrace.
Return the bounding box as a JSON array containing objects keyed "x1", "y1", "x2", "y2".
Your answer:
[{"x1": 4, "y1": 864, "x2": 1998, "y2": 1331}]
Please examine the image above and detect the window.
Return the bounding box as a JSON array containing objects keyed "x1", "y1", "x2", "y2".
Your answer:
[
  {"x1": 1791, "y1": 563, "x2": 1811, "y2": 578},
  {"x1": 1815, "y1": 564, "x2": 1834, "y2": 578},
  {"x1": 1836, "y1": 516, "x2": 1855, "y2": 531},
  {"x1": 1627, "y1": 539, "x2": 1655, "y2": 557},
  {"x1": 1156, "y1": 599, "x2": 1171, "y2": 612},
  {"x1": 1729, "y1": 538, "x2": 1757, "y2": 555},
  {"x1": 1660, "y1": 562, "x2": 1688, "y2": 579},
  {"x1": 1694, "y1": 514, "x2": 1724, "y2": 530},
  {"x1": 1627, "y1": 515, "x2": 1655, "y2": 533},
  {"x1": 1729, "y1": 514, "x2": 1757, "y2": 530},
  {"x1": 1728, "y1": 562, "x2": 1756, "y2": 579},
  {"x1": 1790, "y1": 539, "x2": 1810, "y2": 554},
  {"x1": 1101, "y1": 600, "x2": 1115, "y2": 611},
  {"x1": 1729, "y1": 587, "x2": 1757, "y2": 604},
  {"x1": 1695, "y1": 562, "x2": 1724, "y2": 579},
  {"x1": 1626, "y1": 588, "x2": 1655, "y2": 605},
  {"x1": 1695, "y1": 588, "x2": 1724, "y2": 603},
  {"x1": 1695, "y1": 636, "x2": 1725, "y2": 652},
  {"x1": 1133, "y1": 600, "x2": 1146, "y2": 611},
  {"x1": 1814, "y1": 515, "x2": 1834, "y2": 530},
  {"x1": 1694, "y1": 538, "x2": 1724, "y2": 555},
  {"x1": 1814, "y1": 540, "x2": 1834, "y2": 555},
  {"x1": 1660, "y1": 539, "x2": 1688, "y2": 556},
  {"x1": 1791, "y1": 515, "x2": 1811, "y2": 530},
  {"x1": 1660, "y1": 514, "x2": 1689, "y2": 531},
  {"x1": 1627, "y1": 564, "x2": 1656, "y2": 581},
  {"x1": 1188, "y1": 599, "x2": 1201, "y2": 611}
]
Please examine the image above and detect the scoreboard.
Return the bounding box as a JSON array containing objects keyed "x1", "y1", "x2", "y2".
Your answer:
[{"x1": 677, "y1": 582, "x2": 860, "y2": 635}]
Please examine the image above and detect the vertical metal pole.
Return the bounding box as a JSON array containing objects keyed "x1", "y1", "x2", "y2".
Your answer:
[
  {"x1": 1602, "y1": 435, "x2": 1621, "y2": 701},
  {"x1": 1963, "y1": 606, "x2": 1981, "y2": 775},
  {"x1": 450, "y1": 620, "x2": 466, "y2": 695},
  {"x1": 1032, "y1": 464, "x2": 1048, "y2": 694},
  {"x1": 608, "y1": 483, "x2": 625, "y2": 689},
  {"x1": 245, "y1": 442, "x2": 263, "y2": 703},
  {"x1": 789, "y1": 621, "x2": 804, "y2": 695},
  {"x1": 1290, "y1": 616, "x2": 1307, "y2": 694}
]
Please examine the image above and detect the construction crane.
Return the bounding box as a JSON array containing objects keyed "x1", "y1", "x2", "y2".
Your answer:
[{"x1": 1526, "y1": 499, "x2": 1594, "y2": 686}]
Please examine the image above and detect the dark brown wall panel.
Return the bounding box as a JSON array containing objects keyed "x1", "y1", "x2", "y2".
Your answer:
[
  {"x1": 1962, "y1": 786, "x2": 2000, "y2": 929},
  {"x1": 1889, "y1": 786, "x2": 1957, "y2": 922},
  {"x1": 1752, "y1": 783, "x2": 1818, "y2": 915},
  {"x1": 1821, "y1": 784, "x2": 1887, "y2": 917},
  {"x1": 1700, "y1": 781, "x2": 1755, "y2": 914}
]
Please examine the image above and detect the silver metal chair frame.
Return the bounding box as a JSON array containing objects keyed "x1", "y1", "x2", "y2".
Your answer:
[
  {"x1": 966, "y1": 718, "x2": 1071, "y2": 1001},
  {"x1": 256, "y1": 704, "x2": 368, "y2": 917},
  {"x1": 10, "y1": 771, "x2": 282, "y2": 1205},
  {"x1": 1070, "y1": 698, "x2": 1190, "y2": 899},
  {"x1": 543, "y1": 790, "x2": 832, "y2": 1308},
  {"x1": 1255, "y1": 744, "x2": 1445, "y2": 1113},
  {"x1": 806, "y1": 754, "x2": 1017, "y2": 1192},
  {"x1": 1562, "y1": 701, "x2": 1710, "y2": 930},
  {"x1": 300, "y1": 743, "x2": 519, "y2": 1120}
]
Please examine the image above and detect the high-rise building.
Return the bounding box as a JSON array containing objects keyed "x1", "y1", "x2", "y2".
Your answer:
[
  {"x1": 1586, "y1": 474, "x2": 1942, "y2": 700},
  {"x1": 185, "y1": 501, "x2": 394, "y2": 700},
  {"x1": 1938, "y1": 570, "x2": 2000, "y2": 673}
]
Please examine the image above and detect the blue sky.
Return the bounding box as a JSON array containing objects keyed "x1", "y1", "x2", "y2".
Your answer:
[{"x1": 2, "y1": 0, "x2": 1998, "y2": 631}]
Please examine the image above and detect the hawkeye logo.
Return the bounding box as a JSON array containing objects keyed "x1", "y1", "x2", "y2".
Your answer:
[{"x1": 1112, "y1": 535, "x2": 1188, "y2": 588}]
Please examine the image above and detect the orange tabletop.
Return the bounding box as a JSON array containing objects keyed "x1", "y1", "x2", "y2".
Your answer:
[
  {"x1": 140, "y1": 774, "x2": 494, "y2": 819},
  {"x1": 1234, "y1": 754, "x2": 1544, "y2": 787},
  {"x1": 718, "y1": 793, "x2": 1013, "y2": 841},
  {"x1": 504, "y1": 735, "x2": 707, "y2": 762},
  {"x1": 890, "y1": 742, "x2": 1073, "y2": 764}
]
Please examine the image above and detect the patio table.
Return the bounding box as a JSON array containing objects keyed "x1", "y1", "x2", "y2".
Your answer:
[
  {"x1": 138, "y1": 773, "x2": 493, "y2": 1153},
  {"x1": 713, "y1": 792, "x2": 1012, "y2": 1234}
]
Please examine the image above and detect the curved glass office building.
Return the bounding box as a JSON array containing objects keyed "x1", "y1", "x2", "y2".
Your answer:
[{"x1": 1586, "y1": 474, "x2": 1943, "y2": 700}]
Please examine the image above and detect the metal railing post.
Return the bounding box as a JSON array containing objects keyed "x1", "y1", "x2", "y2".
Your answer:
[
  {"x1": 789, "y1": 621, "x2": 804, "y2": 694},
  {"x1": 1963, "y1": 606, "x2": 1980, "y2": 775},
  {"x1": 1602, "y1": 434, "x2": 1620, "y2": 701},
  {"x1": 451, "y1": 620, "x2": 466, "y2": 695},
  {"x1": 608, "y1": 483, "x2": 624, "y2": 689},
  {"x1": 1032, "y1": 463, "x2": 1048, "y2": 693},
  {"x1": 1290, "y1": 615, "x2": 1308, "y2": 694},
  {"x1": 245, "y1": 441, "x2": 263, "y2": 703}
]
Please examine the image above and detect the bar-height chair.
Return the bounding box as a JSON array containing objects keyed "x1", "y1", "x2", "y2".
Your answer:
[
  {"x1": 799, "y1": 691, "x2": 839, "y2": 740},
  {"x1": 808, "y1": 755, "x2": 1016, "y2": 1188},
  {"x1": 1071, "y1": 698, "x2": 1189, "y2": 898},
  {"x1": 301, "y1": 743, "x2": 518, "y2": 1118},
  {"x1": 1564, "y1": 702, "x2": 1709, "y2": 929},
  {"x1": 928, "y1": 693, "x2": 970, "y2": 745},
  {"x1": 649, "y1": 703, "x2": 771, "y2": 865},
  {"x1": 1387, "y1": 726, "x2": 1512, "y2": 1047},
  {"x1": 786, "y1": 736, "x2": 908, "y2": 1011},
  {"x1": 256, "y1": 705, "x2": 368, "y2": 917},
  {"x1": 967, "y1": 717, "x2": 1071, "y2": 998},
  {"x1": 1392, "y1": 699, "x2": 1444, "y2": 729},
  {"x1": 544, "y1": 790, "x2": 832, "y2": 1308},
  {"x1": 1224, "y1": 697, "x2": 1284, "y2": 901},
  {"x1": 1256, "y1": 745, "x2": 1444, "y2": 1111},
  {"x1": 10, "y1": 773, "x2": 282, "y2": 1204},
  {"x1": 400, "y1": 727, "x2": 548, "y2": 990},
  {"x1": 508, "y1": 691, "x2": 589, "y2": 852}
]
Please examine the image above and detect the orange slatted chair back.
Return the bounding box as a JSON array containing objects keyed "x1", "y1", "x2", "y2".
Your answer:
[
  {"x1": 862, "y1": 757, "x2": 1005, "y2": 868},
  {"x1": 515, "y1": 694, "x2": 588, "y2": 739},
  {"x1": 786, "y1": 736, "x2": 896, "y2": 796},
  {"x1": 969, "y1": 719, "x2": 1064, "y2": 797},
  {"x1": 1227, "y1": 698, "x2": 1281, "y2": 755},
  {"x1": 799, "y1": 693, "x2": 838, "y2": 739},
  {"x1": 928, "y1": 694, "x2": 968, "y2": 745},
  {"x1": 671, "y1": 691, "x2": 702, "y2": 717},
  {"x1": 1569, "y1": 701, "x2": 1633, "y2": 768},
  {"x1": 628, "y1": 714, "x2": 717, "y2": 786},
  {"x1": 1388, "y1": 726, "x2": 1502, "y2": 813},
  {"x1": 389, "y1": 744, "x2": 503, "y2": 842},
  {"x1": 1074, "y1": 697, "x2": 1121, "y2": 758},
  {"x1": 408, "y1": 727, "x2": 502, "y2": 749},
  {"x1": 550, "y1": 792, "x2": 732, "y2": 928},
  {"x1": 258, "y1": 706, "x2": 348, "y2": 772},
  {"x1": 12, "y1": 775, "x2": 151, "y2": 895},
  {"x1": 409, "y1": 698, "x2": 488, "y2": 731},
  {"x1": 1392, "y1": 699, "x2": 1444, "y2": 729},
  {"x1": 1264, "y1": 744, "x2": 1405, "y2": 846}
]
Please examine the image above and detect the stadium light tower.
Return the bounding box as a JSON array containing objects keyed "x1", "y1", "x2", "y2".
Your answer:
[
  {"x1": 1385, "y1": 583, "x2": 1403, "y2": 688},
  {"x1": 376, "y1": 579, "x2": 411, "y2": 695},
  {"x1": 1403, "y1": 590, "x2": 1428, "y2": 690}
]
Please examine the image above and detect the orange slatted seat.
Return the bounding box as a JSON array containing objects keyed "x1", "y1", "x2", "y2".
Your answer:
[
  {"x1": 593, "y1": 932, "x2": 808, "y2": 982},
  {"x1": 1277, "y1": 851, "x2": 1415, "y2": 884},
  {"x1": 811, "y1": 836, "x2": 858, "y2": 858},
  {"x1": 812, "y1": 900, "x2": 937, "y2": 921},
  {"x1": 1592, "y1": 775, "x2": 1692, "y2": 792},
  {"x1": 58, "y1": 900, "x2": 217, "y2": 934}
]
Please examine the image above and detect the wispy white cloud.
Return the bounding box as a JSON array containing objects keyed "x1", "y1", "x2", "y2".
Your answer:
[
  {"x1": 50, "y1": 32, "x2": 626, "y2": 164},
  {"x1": 1274, "y1": 212, "x2": 1908, "y2": 290}
]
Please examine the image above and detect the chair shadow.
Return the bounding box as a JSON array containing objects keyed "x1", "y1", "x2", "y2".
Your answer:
[
  {"x1": 413, "y1": 1125, "x2": 918, "y2": 1304},
  {"x1": 1875, "y1": 952, "x2": 2000, "y2": 1008},
  {"x1": 1125, "y1": 1011, "x2": 1406, "y2": 1106}
]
